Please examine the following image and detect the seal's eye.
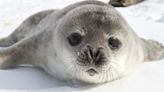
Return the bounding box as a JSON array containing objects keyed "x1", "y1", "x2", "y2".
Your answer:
[
  {"x1": 108, "y1": 37, "x2": 121, "y2": 50},
  {"x1": 67, "y1": 33, "x2": 82, "y2": 46}
]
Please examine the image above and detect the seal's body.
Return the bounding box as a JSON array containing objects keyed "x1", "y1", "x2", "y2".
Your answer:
[
  {"x1": 0, "y1": 1, "x2": 163, "y2": 84},
  {"x1": 109, "y1": 0, "x2": 144, "y2": 7}
]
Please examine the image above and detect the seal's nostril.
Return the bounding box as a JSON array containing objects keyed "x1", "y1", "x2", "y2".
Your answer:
[
  {"x1": 85, "y1": 44, "x2": 94, "y2": 60},
  {"x1": 95, "y1": 48, "x2": 104, "y2": 57},
  {"x1": 95, "y1": 48, "x2": 107, "y2": 66},
  {"x1": 79, "y1": 45, "x2": 106, "y2": 65},
  {"x1": 89, "y1": 49, "x2": 94, "y2": 59}
]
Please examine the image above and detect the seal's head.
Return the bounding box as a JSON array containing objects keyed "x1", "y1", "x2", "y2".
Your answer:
[{"x1": 51, "y1": 3, "x2": 144, "y2": 84}]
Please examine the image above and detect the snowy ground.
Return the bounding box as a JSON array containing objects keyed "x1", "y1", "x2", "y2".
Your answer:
[{"x1": 0, "y1": 0, "x2": 164, "y2": 92}]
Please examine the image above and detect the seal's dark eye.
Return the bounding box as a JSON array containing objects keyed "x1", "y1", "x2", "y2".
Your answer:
[
  {"x1": 108, "y1": 37, "x2": 121, "y2": 50},
  {"x1": 67, "y1": 33, "x2": 82, "y2": 46}
]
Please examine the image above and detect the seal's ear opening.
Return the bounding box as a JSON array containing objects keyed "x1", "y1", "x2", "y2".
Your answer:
[{"x1": 141, "y1": 38, "x2": 164, "y2": 62}]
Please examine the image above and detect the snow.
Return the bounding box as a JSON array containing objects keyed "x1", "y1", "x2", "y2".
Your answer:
[
  {"x1": 0, "y1": 0, "x2": 164, "y2": 92},
  {"x1": 117, "y1": 0, "x2": 164, "y2": 22}
]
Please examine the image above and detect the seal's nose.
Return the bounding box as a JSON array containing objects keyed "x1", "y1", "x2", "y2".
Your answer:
[{"x1": 79, "y1": 45, "x2": 107, "y2": 66}]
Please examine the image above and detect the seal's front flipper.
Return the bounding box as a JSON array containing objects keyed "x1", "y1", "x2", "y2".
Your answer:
[
  {"x1": 141, "y1": 38, "x2": 164, "y2": 61},
  {"x1": 0, "y1": 55, "x2": 17, "y2": 69},
  {"x1": 0, "y1": 44, "x2": 26, "y2": 69},
  {"x1": 0, "y1": 37, "x2": 16, "y2": 47}
]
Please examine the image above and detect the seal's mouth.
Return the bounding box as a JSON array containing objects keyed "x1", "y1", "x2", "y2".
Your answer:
[{"x1": 86, "y1": 68, "x2": 98, "y2": 76}]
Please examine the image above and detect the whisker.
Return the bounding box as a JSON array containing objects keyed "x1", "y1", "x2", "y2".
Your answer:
[
  {"x1": 108, "y1": 65, "x2": 113, "y2": 82},
  {"x1": 110, "y1": 63, "x2": 121, "y2": 81},
  {"x1": 62, "y1": 56, "x2": 74, "y2": 59}
]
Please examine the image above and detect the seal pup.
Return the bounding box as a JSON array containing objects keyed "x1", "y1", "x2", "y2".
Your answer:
[
  {"x1": 109, "y1": 0, "x2": 144, "y2": 7},
  {"x1": 0, "y1": 0, "x2": 164, "y2": 84}
]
